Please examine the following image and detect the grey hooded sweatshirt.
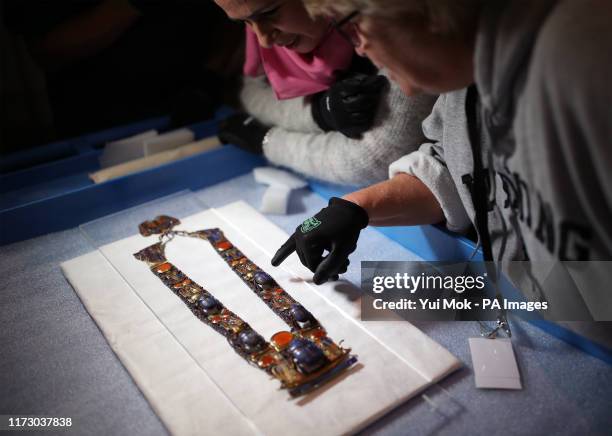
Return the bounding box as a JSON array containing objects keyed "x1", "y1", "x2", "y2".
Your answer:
[{"x1": 390, "y1": 0, "x2": 612, "y2": 346}]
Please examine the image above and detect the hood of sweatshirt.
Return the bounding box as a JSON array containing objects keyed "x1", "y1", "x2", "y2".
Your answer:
[{"x1": 474, "y1": 0, "x2": 558, "y2": 140}]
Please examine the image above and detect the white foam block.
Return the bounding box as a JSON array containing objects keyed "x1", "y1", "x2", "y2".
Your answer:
[
  {"x1": 143, "y1": 128, "x2": 195, "y2": 156},
  {"x1": 260, "y1": 185, "x2": 291, "y2": 214},
  {"x1": 254, "y1": 167, "x2": 307, "y2": 215},
  {"x1": 253, "y1": 166, "x2": 308, "y2": 190},
  {"x1": 99, "y1": 129, "x2": 159, "y2": 168}
]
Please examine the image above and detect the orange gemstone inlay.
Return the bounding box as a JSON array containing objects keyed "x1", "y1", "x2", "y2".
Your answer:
[
  {"x1": 274, "y1": 288, "x2": 284, "y2": 294},
  {"x1": 231, "y1": 257, "x2": 248, "y2": 267},
  {"x1": 173, "y1": 278, "x2": 191, "y2": 289},
  {"x1": 311, "y1": 329, "x2": 327, "y2": 339},
  {"x1": 156, "y1": 262, "x2": 172, "y2": 273},
  {"x1": 259, "y1": 355, "x2": 276, "y2": 368},
  {"x1": 216, "y1": 241, "x2": 233, "y2": 251},
  {"x1": 271, "y1": 331, "x2": 293, "y2": 349},
  {"x1": 209, "y1": 315, "x2": 222, "y2": 324}
]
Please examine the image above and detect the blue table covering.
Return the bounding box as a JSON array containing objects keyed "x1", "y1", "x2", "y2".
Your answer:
[{"x1": 1, "y1": 173, "x2": 610, "y2": 436}]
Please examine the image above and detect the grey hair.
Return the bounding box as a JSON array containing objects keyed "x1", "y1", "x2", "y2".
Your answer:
[{"x1": 303, "y1": 0, "x2": 482, "y2": 36}]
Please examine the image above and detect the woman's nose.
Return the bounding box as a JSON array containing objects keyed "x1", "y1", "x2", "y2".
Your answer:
[{"x1": 251, "y1": 22, "x2": 276, "y2": 48}]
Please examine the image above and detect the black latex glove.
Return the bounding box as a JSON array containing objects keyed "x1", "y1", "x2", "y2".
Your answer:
[
  {"x1": 311, "y1": 73, "x2": 389, "y2": 139},
  {"x1": 218, "y1": 113, "x2": 269, "y2": 155},
  {"x1": 271, "y1": 197, "x2": 369, "y2": 285}
]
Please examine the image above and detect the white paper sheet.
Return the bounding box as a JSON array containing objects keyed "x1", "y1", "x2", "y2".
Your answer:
[
  {"x1": 62, "y1": 251, "x2": 258, "y2": 436},
  {"x1": 62, "y1": 201, "x2": 461, "y2": 436}
]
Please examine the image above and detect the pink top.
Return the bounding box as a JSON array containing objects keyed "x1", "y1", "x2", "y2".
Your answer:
[{"x1": 243, "y1": 26, "x2": 354, "y2": 100}]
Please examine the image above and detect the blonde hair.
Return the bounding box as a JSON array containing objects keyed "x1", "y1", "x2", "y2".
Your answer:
[{"x1": 304, "y1": 0, "x2": 481, "y2": 36}]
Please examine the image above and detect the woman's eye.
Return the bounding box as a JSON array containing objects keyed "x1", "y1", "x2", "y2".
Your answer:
[
  {"x1": 260, "y1": 6, "x2": 280, "y2": 19},
  {"x1": 242, "y1": 4, "x2": 281, "y2": 25}
]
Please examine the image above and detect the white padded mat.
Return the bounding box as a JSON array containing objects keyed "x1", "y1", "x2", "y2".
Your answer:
[{"x1": 62, "y1": 201, "x2": 461, "y2": 435}]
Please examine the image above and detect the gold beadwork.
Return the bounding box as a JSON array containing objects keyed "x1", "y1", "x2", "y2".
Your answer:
[{"x1": 133, "y1": 222, "x2": 356, "y2": 397}]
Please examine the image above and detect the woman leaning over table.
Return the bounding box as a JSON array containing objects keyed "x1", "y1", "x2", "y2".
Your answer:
[
  {"x1": 213, "y1": 0, "x2": 437, "y2": 186},
  {"x1": 271, "y1": 0, "x2": 612, "y2": 346}
]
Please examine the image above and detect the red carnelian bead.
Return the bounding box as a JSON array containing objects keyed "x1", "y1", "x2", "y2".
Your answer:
[
  {"x1": 156, "y1": 262, "x2": 172, "y2": 273},
  {"x1": 259, "y1": 355, "x2": 276, "y2": 368},
  {"x1": 312, "y1": 329, "x2": 327, "y2": 339},
  {"x1": 173, "y1": 279, "x2": 191, "y2": 289},
  {"x1": 271, "y1": 331, "x2": 293, "y2": 349},
  {"x1": 216, "y1": 241, "x2": 233, "y2": 251}
]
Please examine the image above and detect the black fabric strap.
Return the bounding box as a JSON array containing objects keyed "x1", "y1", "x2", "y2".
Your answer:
[{"x1": 466, "y1": 85, "x2": 494, "y2": 262}]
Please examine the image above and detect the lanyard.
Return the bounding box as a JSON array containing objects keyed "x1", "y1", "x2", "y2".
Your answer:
[{"x1": 465, "y1": 86, "x2": 511, "y2": 339}]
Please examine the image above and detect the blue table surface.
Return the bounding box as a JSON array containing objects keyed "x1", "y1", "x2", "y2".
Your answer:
[
  {"x1": 1, "y1": 173, "x2": 610, "y2": 436},
  {"x1": 0, "y1": 173, "x2": 94, "y2": 210}
]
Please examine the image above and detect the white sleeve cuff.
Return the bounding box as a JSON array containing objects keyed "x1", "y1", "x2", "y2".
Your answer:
[{"x1": 389, "y1": 152, "x2": 471, "y2": 233}]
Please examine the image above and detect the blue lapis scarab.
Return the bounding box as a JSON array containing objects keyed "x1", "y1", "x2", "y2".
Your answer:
[
  {"x1": 197, "y1": 294, "x2": 222, "y2": 315},
  {"x1": 254, "y1": 271, "x2": 275, "y2": 288},
  {"x1": 238, "y1": 328, "x2": 267, "y2": 353},
  {"x1": 287, "y1": 338, "x2": 328, "y2": 374}
]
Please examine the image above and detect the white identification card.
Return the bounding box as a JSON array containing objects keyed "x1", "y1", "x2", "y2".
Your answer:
[{"x1": 468, "y1": 338, "x2": 522, "y2": 390}]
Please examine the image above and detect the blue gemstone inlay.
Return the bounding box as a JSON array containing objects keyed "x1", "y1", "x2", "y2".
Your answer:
[
  {"x1": 238, "y1": 329, "x2": 266, "y2": 353},
  {"x1": 198, "y1": 295, "x2": 221, "y2": 315},
  {"x1": 207, "y1": 230, "x2": 223, "y2": 242},
  {"x1": 290, "y1": 304, "x2": 311, "y2": 323},
  {"x1": 254, "y1": 272, "x2": 273, "y2": 285},
  {"x1": 288, "y1": 338, "x2": 327, "y2": 374},
  {"x1": 226, "y1": 251, "x2": 243, "y2": 262}
]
